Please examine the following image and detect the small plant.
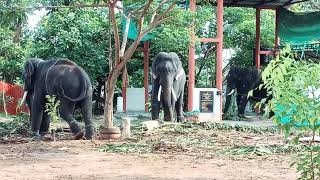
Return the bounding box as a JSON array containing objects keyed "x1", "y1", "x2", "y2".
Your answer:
[
  {"x1": 45, "y1": 95, "x2": 61, "y2": 139},
  {"x1": 262, "y1": 45, "x2": 320, "y2": 180},
  {"x1": 13, "y1": 77, "x2": 22, "y2": 86}
]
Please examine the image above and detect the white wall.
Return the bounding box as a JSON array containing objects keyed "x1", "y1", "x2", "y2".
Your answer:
[{"x1": 126, "y1": 88, "x2": 145, "y2": 112}]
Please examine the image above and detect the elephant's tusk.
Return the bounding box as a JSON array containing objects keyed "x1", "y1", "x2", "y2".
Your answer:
[
  {"x1": 152, "y1": 73, "x2": 157, "y2": 79},
  {"x1": 171, "y1": 87, "x2": 177, "y2": 101},
  {"x1": 157, "y1": 85, "x2": 162, "y2": 101},
  {"x1": 227, "y1": 89, "x2": 235, "y2": 96},
  {"x1": 19, "y1": 91, "x2": 28, "y2": 107}
]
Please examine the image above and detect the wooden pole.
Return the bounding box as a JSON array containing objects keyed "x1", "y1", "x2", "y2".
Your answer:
[
  {"x1": 274, "y1": 8, "x2": 280, "y2": 55},
  {"x1": 143, "y1": 42, "x2": 150, "y2": 112},
  {"x1": 216, "y1": 0, "x2": 224, "y2": 121},
  {"x1": 187, "y1": 0, "x2": 196, "y2": 112},
  {"x1": 122, "y1": 66, "x2": 128, "y2": 112},
  {"x1": 255, "y1": 8, "x2": 261, "y2": 69}
]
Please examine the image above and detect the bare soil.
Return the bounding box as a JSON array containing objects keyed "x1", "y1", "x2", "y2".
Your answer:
[
  {"x1": 0, "y1": 114, "x2": 300, "y2": 180},
  {"x1": 0, "y1": 135, "x2": 298, "y2": 180}
]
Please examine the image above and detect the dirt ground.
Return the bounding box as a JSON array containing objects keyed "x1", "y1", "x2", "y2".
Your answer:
[
  {"x1": 0, "y1": 138, "x2": 298, "y2": 180},
  {"x1": 0, "y1": 114, "x2": 300, "y2": 180}
]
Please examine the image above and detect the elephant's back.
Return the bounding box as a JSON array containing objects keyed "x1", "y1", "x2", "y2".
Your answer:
[{"x1": 46, "y1": 64, "x2": 90, "y2": 99}]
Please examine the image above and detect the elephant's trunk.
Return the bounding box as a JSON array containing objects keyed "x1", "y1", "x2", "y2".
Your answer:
[
  {"x1": 160, "y1": 77, "x2": 174, "y2": 121},
  {"x1": 19, "y1": 91, "x2": 28, "y2": 107}
]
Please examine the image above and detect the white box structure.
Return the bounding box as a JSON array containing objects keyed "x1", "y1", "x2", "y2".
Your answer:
[
  {"x1": 192, "y1": 88, "x2": 221, "y2": 122},
  {"x1": 126, "y1": 88, "x2": 145, "y2": 112}
]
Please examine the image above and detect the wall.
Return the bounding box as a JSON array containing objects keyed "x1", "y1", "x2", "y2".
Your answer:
[
  {"x1": 0, "y1": 82, "x2": 29, "y2": 115},
  {"x1": 126, "y1": 88, "x2": 145, "y2": 112}
]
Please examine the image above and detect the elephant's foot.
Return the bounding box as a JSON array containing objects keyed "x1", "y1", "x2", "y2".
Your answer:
[
  {"x1": 84, "y1": 126, "x2": 95, "y2": 140},
  {"x1": 177, "y1": 116, "x2": 185, "y2": 123},
  {"x1": 69, "y1": 121, "x2": 82, "y2": 134},
  {"x1": 31, "y1": 131, "x2": 41, "y2": 141},
  {"x1": 74, "y1": 131, "x2": 85, "y2": 140},
  {"x1": 237, "y1": 114, "x2": 249, "y2": 119},
  {"x1": 40, "y1": 131, "x2": 49, "y2": 136}
]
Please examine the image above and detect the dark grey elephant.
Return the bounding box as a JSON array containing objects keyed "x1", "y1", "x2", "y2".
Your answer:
[
  {"x1": 151, "y1": 52, "x2": 186, "y2": 122},
  {"x1": 223, "y1": 66, "x2": 271, "y2": 118},
  {"x1": 21, "y1": 58, "x2": 94, "y2": 139}
]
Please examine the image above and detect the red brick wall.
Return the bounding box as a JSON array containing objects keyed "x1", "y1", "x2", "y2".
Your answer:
[{"x1": 0, "y1": 81, "x2": 29, "y2": 115}]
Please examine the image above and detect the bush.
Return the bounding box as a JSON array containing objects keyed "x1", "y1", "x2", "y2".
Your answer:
[{"x1": 262, "y1": 45, "x2": 320, "y2": 180}]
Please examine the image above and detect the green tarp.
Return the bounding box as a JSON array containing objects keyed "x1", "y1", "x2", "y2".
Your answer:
[
  {"x1": 121, "y1": 16, "x2": 154, "y2": 42},
  {"x1": 279, "y1": 7, "x2": 320, "y2": 44}
]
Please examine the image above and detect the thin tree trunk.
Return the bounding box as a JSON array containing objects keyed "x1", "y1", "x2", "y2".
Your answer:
[
  {"x1": 103, "y1": 70, "x2": 119, "y2": 128},
  {"x1": 13, "y1": 22, "x2": 22, "y2": 44}
]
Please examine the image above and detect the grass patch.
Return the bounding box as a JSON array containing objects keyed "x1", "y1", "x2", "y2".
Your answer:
[
  {"x1": 221, "y1": 144, "x2": 306, "y2": 156},
  {"x1": 0, "y1": 113, "x2": 30, "y2": 136},
  {"x1": 98, "y1": 121, "x2": 286, "y2": 157},
  {"x1": 97, "y1": 143, "x2": 149, "y2": 153}
]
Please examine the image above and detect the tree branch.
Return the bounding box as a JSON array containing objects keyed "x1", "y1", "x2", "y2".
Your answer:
[
  {"x1": 196, "y1": 44, "x2": 216, "y2": 80},
  {"x1": 117, "y1": 0, "x2": 177, "y2": 78},
  {"x1": 150, "y1": 0, "x2": 168, "y2": 23},
  {"x1": 136, "y1": 0, "x2": 153, "y2": 36},
  {"x1": 109, "y1": 0, "x2": 120, "y2": 67},
  {"x1": 120, "y1": 14, "x2": 131, "y2": 57}
]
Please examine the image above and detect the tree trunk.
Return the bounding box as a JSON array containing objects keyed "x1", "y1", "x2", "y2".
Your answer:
[
  {"x1": 103, "y1": 71, "x2": 118, "y2": 128},
  {"x1": 13, "y1": 22, "x2": 22, "y2": 44}
]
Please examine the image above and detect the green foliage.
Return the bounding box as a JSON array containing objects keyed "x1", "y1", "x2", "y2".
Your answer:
[
  {"x1": 30, "y1": 8, "x2": 110, "y2": 84},
  {"x1": 45, "y1": 95, "x2": 61, "y2": 124},
  {"x1": 290, "y1": 0, "x2": 320, "y2": 12},
  {"x1": 0, "y1": 113, "x2": 30, "y2": 136},
  {"x1": 262, "y1": 45, "x2": 320, "y2": 179},
  {"x1": 294, "y1": 145, "x2": 320, "y2": 180},
  {"x1": 225, "y1": 8, "x2": 275, "y2": 67},
  {"x1": 0, "y1": 28, "x2": 26, "y2": 83}
]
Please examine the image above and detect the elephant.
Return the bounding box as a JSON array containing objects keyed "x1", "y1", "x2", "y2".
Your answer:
[
  {"x1": 223, "y1": 66, "x2": 271, "y2": 118},
  {"x1": 151, "y1": 52, "x2": 186, "y2": 122},
  {"x1": 21, "y1": 58, "x2": 94, "y2": 139}
]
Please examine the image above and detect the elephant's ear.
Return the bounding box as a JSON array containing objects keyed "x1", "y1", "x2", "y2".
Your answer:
[
  {"x1": 175, "y1": 69, "x2": 184, "y2": 80},
  {"x1": 24, "y1": 60, "x2": 35, "y2": 77}
]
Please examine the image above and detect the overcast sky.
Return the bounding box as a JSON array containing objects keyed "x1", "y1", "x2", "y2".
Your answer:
[{"x1": 27, "y1": 8, "x2": 47, "y2": 29}]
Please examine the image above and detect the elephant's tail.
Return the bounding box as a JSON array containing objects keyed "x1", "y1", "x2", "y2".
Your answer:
[{"x1": 59, "y1": 70, "x2": 88, "y2": 102}]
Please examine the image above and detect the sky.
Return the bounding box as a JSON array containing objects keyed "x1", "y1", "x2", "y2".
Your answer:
[{"x1": 27, "y1": 8, "x2": 47, "y2": 29}]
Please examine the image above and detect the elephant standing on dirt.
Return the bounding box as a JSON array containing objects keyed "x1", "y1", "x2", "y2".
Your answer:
[
  {"x1": 21, "y1": 58, "x2": 94, "y2": 139},
  {"x1": 151, "y1": 52, "x2": 186, "y2": 122},
  {"x1": 223, "y1": 66, "x2": 270, "y2": 118}
]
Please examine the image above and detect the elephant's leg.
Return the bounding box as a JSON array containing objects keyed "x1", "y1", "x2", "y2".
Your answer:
[
  {"x1": 175, "y1": 91, "x2": 184, "y2": 123},
  {"x1": 236, "y1": 94, "x2": 242, "y2": 109},
  {"x1": 30, "y1": 94, "x2": 45, "y2": 137},
  {"x1": 39, "y1": 112, "x2": 50, "y2": 135},
  {"x1": 59, "y1": 101, "x2": 82, "y2": 135},
  {"x1": 80, "y1": 97, "x2": 94, "y2": 140},
  {"x1": 151, "y1": 80, "x2": 161, "y2": 120},
  {"x1": 162, "y1": 94, "x2": 174, "y2": 122},
  {"x1": 238, "y1": 95, "x2": 248, "y2": 118},
  {"x1": 223, "y1": 94, "x2": 232, "y2": 114}
]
